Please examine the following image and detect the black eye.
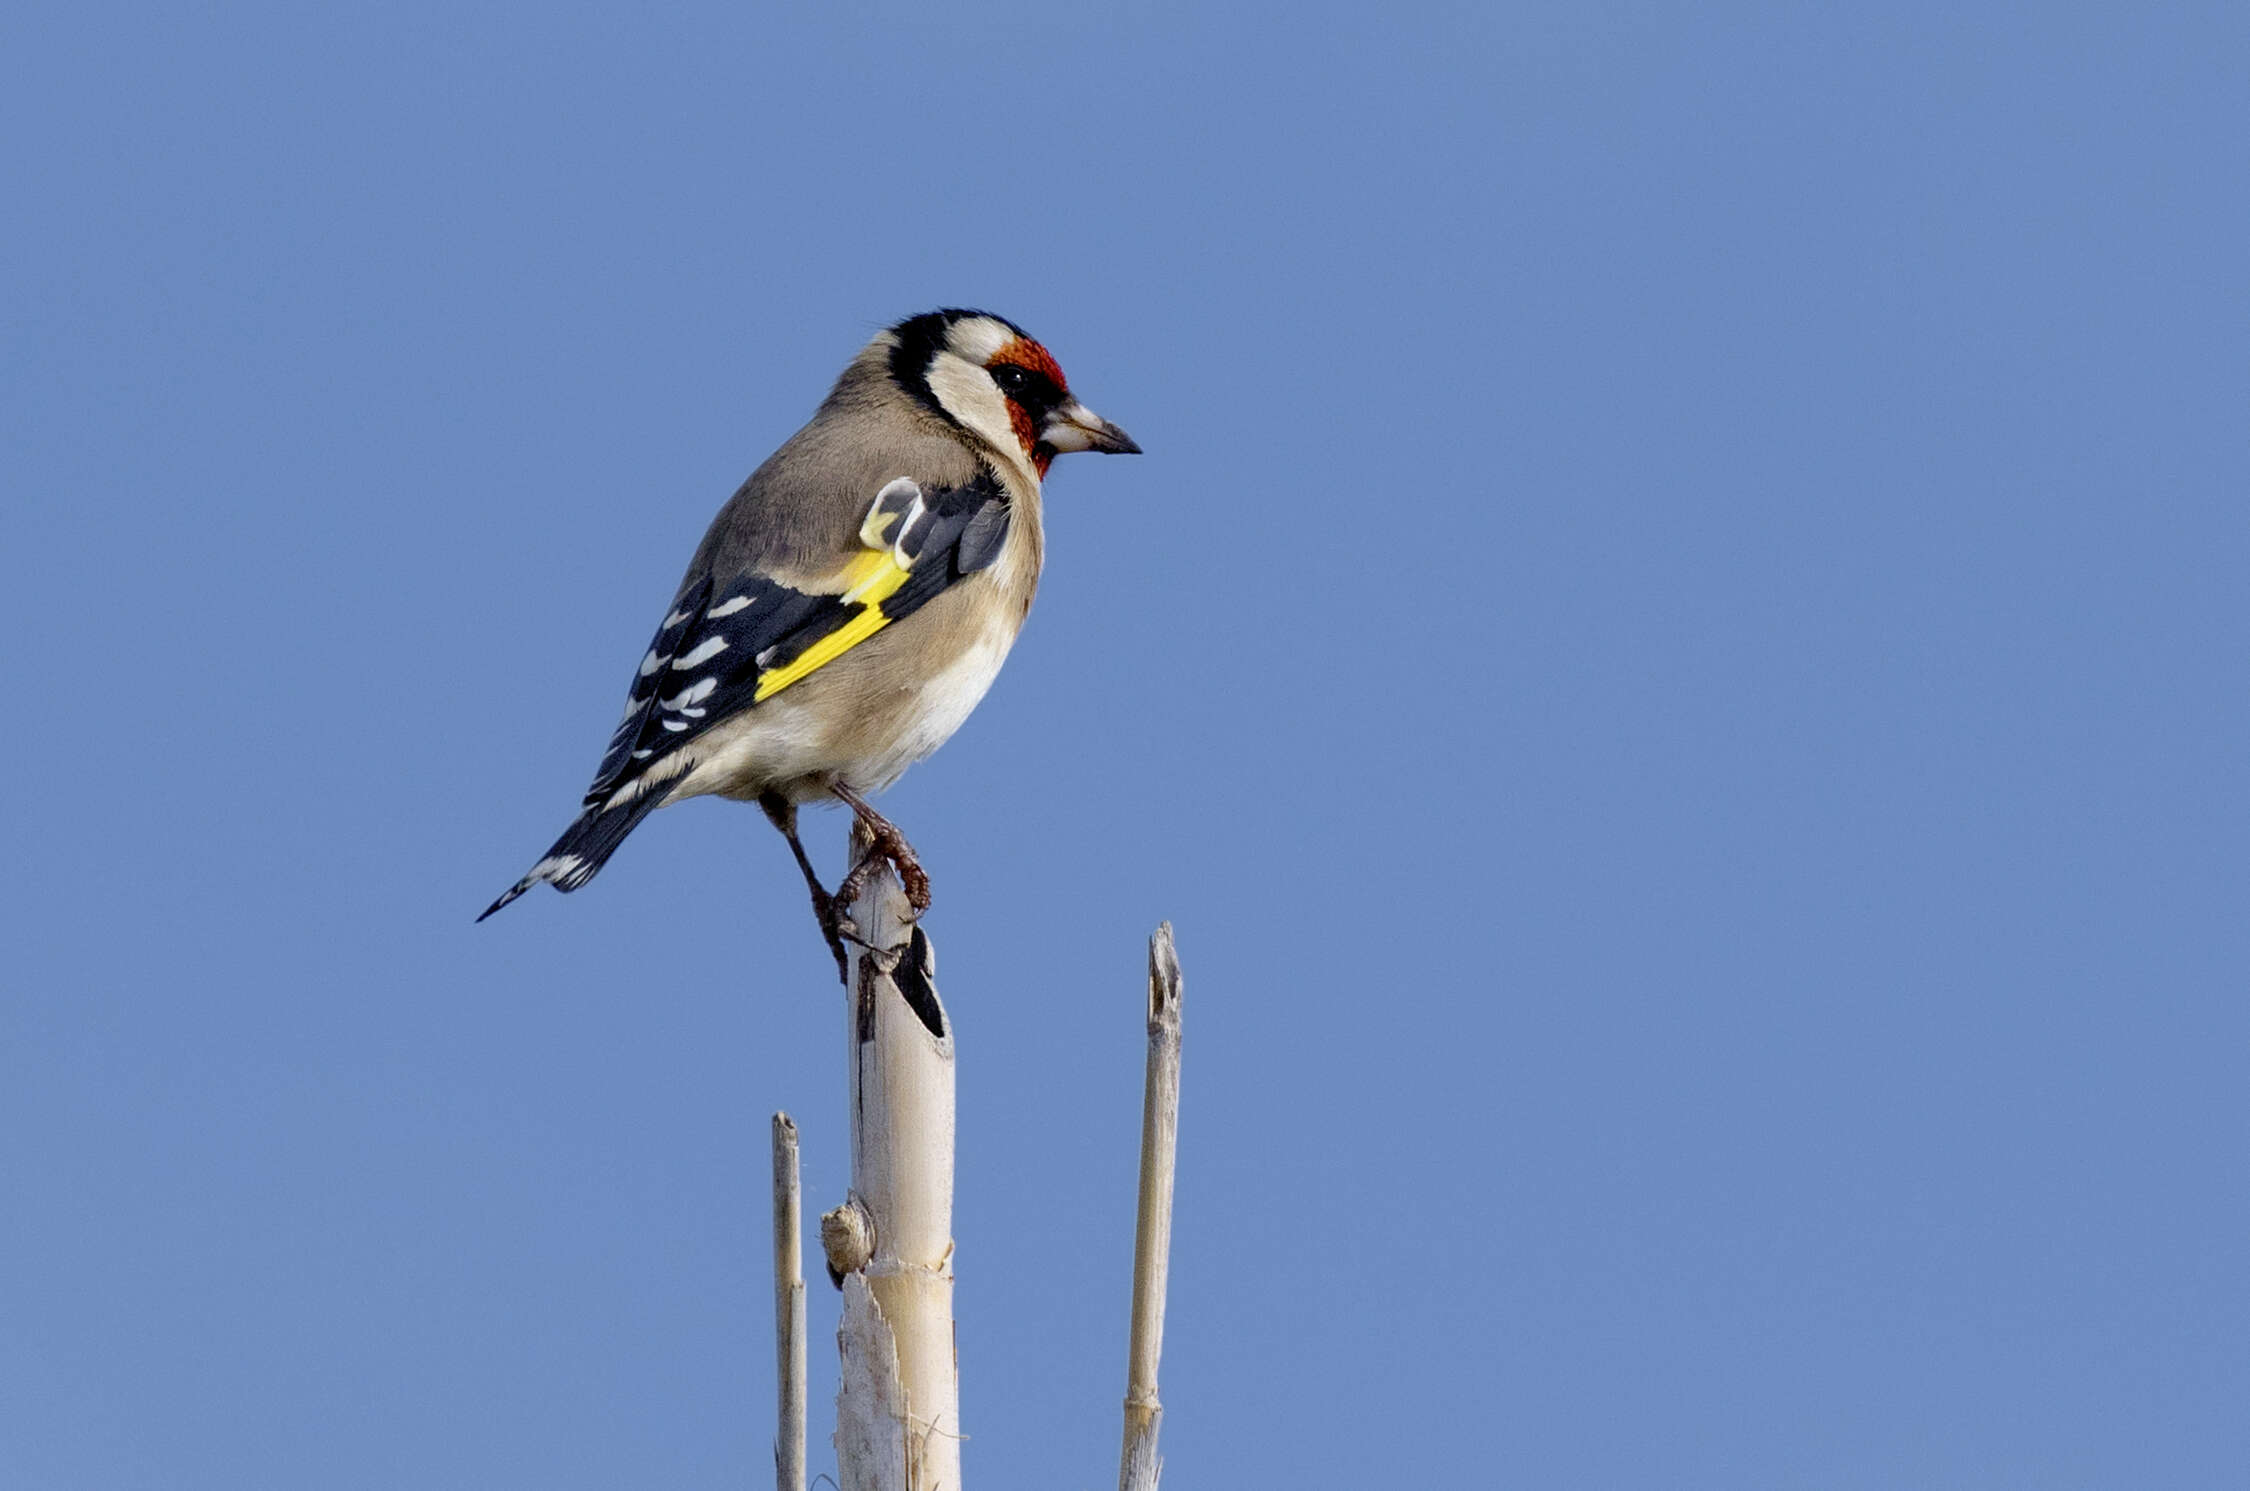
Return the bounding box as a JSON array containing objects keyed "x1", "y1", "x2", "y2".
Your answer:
[{"x1": 992, "y1": 365, "x2": 1031, "y2": 396}]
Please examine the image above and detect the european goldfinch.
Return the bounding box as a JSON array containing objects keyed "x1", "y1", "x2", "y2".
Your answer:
[{"x1": 480, "y1": 310, "x2": 1139, "y2": 967}]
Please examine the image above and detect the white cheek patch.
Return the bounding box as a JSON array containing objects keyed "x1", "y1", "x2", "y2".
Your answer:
[{"x1": 926, "y1": 355, "x2": 1025, "y2": 462}]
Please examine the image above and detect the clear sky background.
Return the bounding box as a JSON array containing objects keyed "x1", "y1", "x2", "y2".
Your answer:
[{"x1": 5, "y1": 4, "x2": 2245, "y2": 1487}]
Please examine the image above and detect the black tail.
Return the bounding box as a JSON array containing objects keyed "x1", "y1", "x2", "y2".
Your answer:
[{"x1": 477, "y1": 788, "x2": 672, "y2": 921}]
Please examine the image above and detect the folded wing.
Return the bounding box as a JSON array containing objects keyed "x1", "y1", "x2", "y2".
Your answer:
[{"x1": 584, "y1": 471, "x2": 1010, "y2": 807}]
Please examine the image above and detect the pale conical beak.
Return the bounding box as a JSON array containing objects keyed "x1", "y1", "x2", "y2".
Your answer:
[{"x1": 1041, "y1": 400, "x2": 1142, "y2": 455}]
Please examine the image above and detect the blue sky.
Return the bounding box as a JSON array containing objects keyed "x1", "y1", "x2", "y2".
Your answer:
[{"x1": 5, "y1": 3, "x2": 2246, "y2": 1486}]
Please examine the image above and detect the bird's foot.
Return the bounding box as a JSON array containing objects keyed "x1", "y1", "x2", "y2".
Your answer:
[
  {"x1": 830, "y1": 782, "x2": 933, "y2": 914},
  {"x1": 834, "y1": 832, "x2": 931, "y2": 916}
]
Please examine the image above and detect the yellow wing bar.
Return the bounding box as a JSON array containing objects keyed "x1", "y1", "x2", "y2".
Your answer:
[
  {"x1": 748, "y1": 480, "x2": 932, "y2": 703},
  {"x1": 750, "y1": 546, "x2": 912, "y2": 702}
]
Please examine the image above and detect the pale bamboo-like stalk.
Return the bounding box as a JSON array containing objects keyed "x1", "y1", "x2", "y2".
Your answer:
[
  {"x1": 1119, "y1": 923, "x2": 1184, "y2": 1491},
  {"x1": 826, "y1": 827, "x2": 959, "y2": 1491},
  {"x1": 771, "y1": 1113, "x2": 807, "y2": 1491}
]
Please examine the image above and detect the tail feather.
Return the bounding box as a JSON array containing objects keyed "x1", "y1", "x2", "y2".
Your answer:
[{"x1": 477, "y1": 788, "x2": 672, "y2": 921}]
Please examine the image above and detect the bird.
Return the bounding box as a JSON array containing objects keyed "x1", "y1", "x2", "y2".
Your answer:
[{"x1": 479, "y1": 309, "x2": 1140, "y2": 972}]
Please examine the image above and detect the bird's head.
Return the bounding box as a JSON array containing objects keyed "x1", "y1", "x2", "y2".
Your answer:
[{"x1": 886, "y1": 309, "x2": 1140, "y2": 479}]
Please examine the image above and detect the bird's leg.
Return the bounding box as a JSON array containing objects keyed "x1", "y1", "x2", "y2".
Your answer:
[
  {"x1": 761, "y1": 792, "x2": 849, "y2": 982},
  {"x1": 828, "y1": 780, "x2": 933, "y2": 914}
]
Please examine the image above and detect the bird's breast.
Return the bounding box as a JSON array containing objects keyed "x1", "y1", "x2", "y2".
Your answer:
[
  {"x1": 682, "y1": 482, "x2": 1043, "y2": 804},
  {"x1": 875, "y1": 620, "x2": 1015, "y2": 784}
]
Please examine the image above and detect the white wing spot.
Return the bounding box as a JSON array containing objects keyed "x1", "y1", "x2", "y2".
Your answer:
[
  {"x1": 661, "y1": 718, "x2": 688, "y2": 732},
  {"x1": 891, "y1": 510, "x2": 931, "y2": 567},
  {"x1": 673, "y1": 637, "x2": 728, "y2": 669},
  {"x1": 708, "y1": 594, "x2": 753, "y2": 618},
  {"x1": 860, "y1": 478, "x2": 924, "y2": 548},
  {"x1": 638, "y1": 649, "x2": 663, "y2": 677},
  {"x1": 659, "y1": 677, "x2": 718, "y2": 710},
  {"x1": 664, "y1": 606, "x2": 696, "y2": 628}
]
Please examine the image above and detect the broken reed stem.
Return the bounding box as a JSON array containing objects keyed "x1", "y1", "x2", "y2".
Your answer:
[
  {"x1": 785, "y1": 829, "x2": 1187, "y2": 1487},
  {"x1": 831, "y1": 825, "x2": 959, "y2": 1491},
  {"x1": 772, "y1": 1113, "x2": 807, "y2": 1491},
  {"x1": 1119, "y1": 923, "x2": 1184, "y2": 1491}
]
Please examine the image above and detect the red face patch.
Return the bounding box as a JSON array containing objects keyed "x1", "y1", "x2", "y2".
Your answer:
[
  {"x1": 988, "y1": 338, "x2": 1071, "y2": 474},
  {"x1": 991, "y1": 337, "x2": 1068, "y2": 391}
]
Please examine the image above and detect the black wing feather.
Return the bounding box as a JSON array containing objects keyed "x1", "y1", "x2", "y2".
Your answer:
[
  {"x1": 585, "y1": 472, "x2": 1008, "y2": 804},
  {"x1": 483, "y1": 470, "x2": 1011, "y2": 920},
  {"x1": 584, "y1": 574, "x2": 712, "y2": 800},
  {"x1": 482, "y1": 472, "x2": 1011, "y2": 919}
]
